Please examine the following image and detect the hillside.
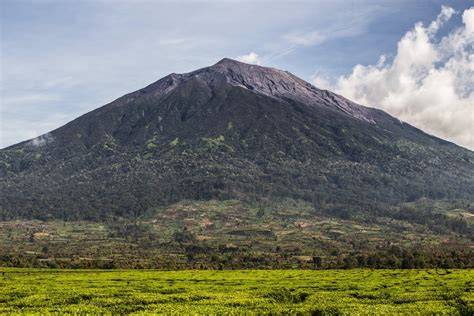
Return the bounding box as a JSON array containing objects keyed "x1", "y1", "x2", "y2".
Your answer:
[
  {"x1": 1, "y1": 58, "x2": 473, "y2": 268},
  {"x1": 1, "y1": 58, "x2": 473, "y2": 221}
]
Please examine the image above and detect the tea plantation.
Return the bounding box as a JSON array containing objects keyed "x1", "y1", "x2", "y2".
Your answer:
[{"x1": 0, "y1": 269, "x2": 472, "y2": 314}]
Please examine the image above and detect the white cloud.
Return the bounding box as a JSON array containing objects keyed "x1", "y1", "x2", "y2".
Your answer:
[
  {"x1": 463, "y1": 6, "x2": 474, "y2": 33},
  {"x1": 0, "y1": 112, "x2": 71, "y2": 149},
  {"x1": 314, "y1": 6, "x2": 474, "y2": 150},
  {"x1": 284, "y1": 25, "x2": 365, "y2": 48},
  {"x1": 29, "y1": 133, "x2": 54, "y2": 148},
  {"x1": 284, "y1": 31, "x2": 326, "y2": 46},
  {"x1": 427, "y1": 5, "x2": 455, "y2": 34},
  {"x1": 236, "y1": 52, "x2": 262, "y2": 65},
  {"x1": 282, "y1": 5, "x2": 380, "y2": 50}
]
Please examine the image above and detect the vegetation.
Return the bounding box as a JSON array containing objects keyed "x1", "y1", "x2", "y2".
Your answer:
[
  {"x1": 0, "y1": 199, "x2": 472, "y2": 269},
  {"x1": 0, "y1": 269, "x2": 472, "y2": 314},
  {"x1": 1, "y1": 62, "x2": 473, "y2": 222}
]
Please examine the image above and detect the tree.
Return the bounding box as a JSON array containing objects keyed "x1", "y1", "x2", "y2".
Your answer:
[
  {"x1": 172, "y1": 227, "x2": 196, "y2": 244},
  {"x1": 312, "y1": 256, "x2": 322, "y2": 269}
]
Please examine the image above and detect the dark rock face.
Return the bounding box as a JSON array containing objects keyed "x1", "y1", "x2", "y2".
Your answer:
[{"x1": 1, "y1": 58, "x2": 473, "y2": 220}]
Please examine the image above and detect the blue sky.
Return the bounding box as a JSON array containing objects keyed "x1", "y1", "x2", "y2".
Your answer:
[{"x1": 1, "y1": 0, "x2": 473, "y2": 149}]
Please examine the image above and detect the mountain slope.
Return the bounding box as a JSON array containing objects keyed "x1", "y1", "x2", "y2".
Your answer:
[{"x1": 1, "y1": 58, "x2": 473, "y2": 221}]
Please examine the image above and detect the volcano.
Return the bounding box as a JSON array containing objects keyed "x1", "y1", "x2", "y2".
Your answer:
[{"x1": 1, "y1": 58, "x2": 473, "y2": 220}]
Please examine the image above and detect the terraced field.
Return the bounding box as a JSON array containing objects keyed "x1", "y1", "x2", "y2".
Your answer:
[
  {"x1": 1, "y1": 199, "x2": 472, "y2": 269},
  {"x1": 0, "y1": 269, "x2": 472, "y2": 314}
]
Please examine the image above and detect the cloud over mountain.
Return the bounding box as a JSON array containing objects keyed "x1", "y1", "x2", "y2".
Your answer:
[
  {"x1": 236, "y1": 52, "x2": 262, "y2": 65},
  {"x1": 314, "y1": 6, "x2": 474, "y2": 150}
]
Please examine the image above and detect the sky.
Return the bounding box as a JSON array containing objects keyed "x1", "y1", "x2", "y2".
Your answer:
[{"x1": 1, "y1": 0, "x2": 473, "y2": 150}]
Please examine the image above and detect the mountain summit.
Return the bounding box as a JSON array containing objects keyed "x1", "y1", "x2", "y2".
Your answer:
[
  {"x1": 122, "y1": 58, "x2": 377, "y2": 123},
  {"x1": 204, "y1": 58, "x2": 375, "y2": 122},
  {"x1": 1, "y1": 58, "x2": 473, "y2": 220}
]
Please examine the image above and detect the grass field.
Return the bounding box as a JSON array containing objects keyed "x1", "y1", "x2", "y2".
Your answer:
[{"x1": 0, "y1": 269, "x2": 472, "y2": 315}]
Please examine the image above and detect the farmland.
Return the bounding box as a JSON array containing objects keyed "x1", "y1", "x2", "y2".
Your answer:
[
  {"x1": 0, "y1": 269, "x2": 472, "y2": 314},
  {"x1": 1, "y1": 199, "x2": 472, "y2": 269}
]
